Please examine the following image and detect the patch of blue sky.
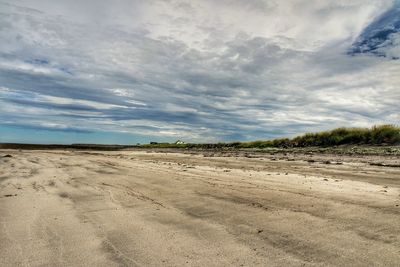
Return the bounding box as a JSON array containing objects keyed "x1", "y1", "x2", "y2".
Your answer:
[
  {"x1": 0, "y1": 124, "x2": 153, "y2": 145},
  {"x1": 25, "y1": 58, "x2": 50, "y2": 65}
]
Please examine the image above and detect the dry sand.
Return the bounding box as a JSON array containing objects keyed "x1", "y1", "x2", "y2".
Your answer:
[{"x1": 0, "y1": 149, "x2": 399, "y2": 266}]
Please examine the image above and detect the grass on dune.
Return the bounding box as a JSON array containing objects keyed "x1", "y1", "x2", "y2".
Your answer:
[{"x1": 142, "y1": 125, "x2": 400, "y2": 149}]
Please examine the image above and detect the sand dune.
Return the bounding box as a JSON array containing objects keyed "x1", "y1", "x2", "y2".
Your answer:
[{"x1": 1, "y1": 150, "x2": 399, "y2": 266}]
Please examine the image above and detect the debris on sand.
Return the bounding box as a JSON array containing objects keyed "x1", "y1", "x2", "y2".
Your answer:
[
  {"x1": 370, "y1": 162, "x2": 400, "y2": 168},
  {"x1": 3, "y1": 154, "x2": 12, "y2": 158},
  {"x1": 58, "y1": 192, "x2": 69, "y2": 198},
  {"x1": 3, "y1": 194, "x2": 17, "y2": 197}
]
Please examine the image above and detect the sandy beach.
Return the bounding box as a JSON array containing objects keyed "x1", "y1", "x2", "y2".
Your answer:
[{"x1": 1, "y1": 149, "x2": 399, "y2": 266}]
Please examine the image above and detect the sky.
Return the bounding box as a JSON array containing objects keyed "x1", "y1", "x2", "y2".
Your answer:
[{"x1": 0, "y1": 0, "x2": 399, "y2": 144}]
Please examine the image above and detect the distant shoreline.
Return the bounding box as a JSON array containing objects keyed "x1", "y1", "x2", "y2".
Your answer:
[
  {"x1": 1, "y1": 125, "x2": 399, "y2": 153},
  {"x1": 0, "y1": 143, "x2": 137, "y2": 151},
  {"x1": 1, "y1": 143, "x2": 400, "y2": 157}
]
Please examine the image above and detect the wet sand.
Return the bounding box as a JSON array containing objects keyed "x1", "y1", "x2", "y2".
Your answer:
[{"x1": 1, "y1": 149, "x2": 399, "y2": 266}]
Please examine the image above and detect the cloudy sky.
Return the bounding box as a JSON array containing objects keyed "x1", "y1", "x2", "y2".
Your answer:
[{"x1": 0, "y1": 0, "x2": 399, "y2": 144}]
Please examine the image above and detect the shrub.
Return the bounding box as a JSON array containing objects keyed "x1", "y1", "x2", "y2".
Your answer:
[{"x1": 370, "y1": 125, "x2": 400, "y2": 144}]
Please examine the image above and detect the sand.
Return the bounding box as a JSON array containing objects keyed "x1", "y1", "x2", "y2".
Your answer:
[{"x1": 0, "y1": 149, "x2": 399, "y2": 266}]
